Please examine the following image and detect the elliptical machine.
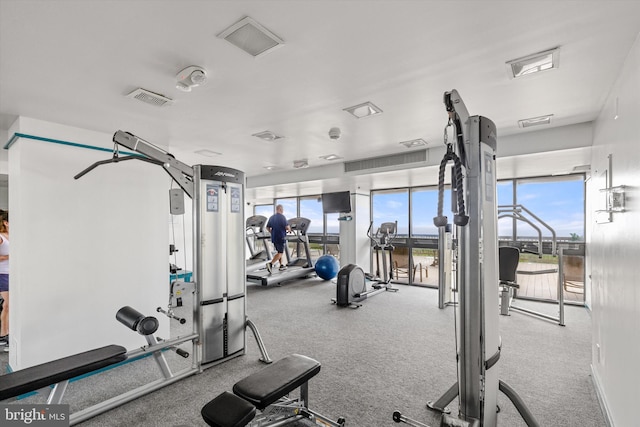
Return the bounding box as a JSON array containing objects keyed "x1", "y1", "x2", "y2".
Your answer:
[
  {"x1": 333, "y1": 221, "x2": 399, "y2": 308},
  {"x1": 368, "y1": 221, "x2": 397, "y2": 284}
]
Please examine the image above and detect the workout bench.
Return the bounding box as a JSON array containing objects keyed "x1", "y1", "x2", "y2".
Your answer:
[
  {"x1": 201, "y1": 354, "x2": 345, "y2": 427},
  {"x1": 0, "y1": 305, "x2": 160, "y2": 403},
  {"x1": 0, "y1": 344, "x2": 128, "y2": 402},
  {"x1": 0, "y1": 306, "x2": 196, "y2": 425}
]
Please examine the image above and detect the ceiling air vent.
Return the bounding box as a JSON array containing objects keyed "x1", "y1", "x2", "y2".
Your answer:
[
  {"x1": 126, "y1": 88, "x2": 173, "y2": 107},
  {"x1": 218, "y1": 16, "x2": 284, "y2": 57},
  {"x1": 344, "y1": 150, "x2": 427, "y2": 173}
]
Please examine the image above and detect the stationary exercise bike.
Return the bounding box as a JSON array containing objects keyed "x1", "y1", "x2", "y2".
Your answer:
[{"x1": 333, "y1": 221, "x2": 399, "y2": 308}]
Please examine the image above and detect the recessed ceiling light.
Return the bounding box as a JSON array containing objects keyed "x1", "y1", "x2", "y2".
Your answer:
[
  {"x1": 319, "y1": 154, "x2": 342, "y2": 161},
  {"x1": 264, "y1": 165, "x2": 279, "y2": 171},
  {"x1": 293, "y1": 159, "x2": 308, "y2": 169},
  {"x1": 217, "y1": 16, "x2": 285, "y2": 57},
  {"x1": 518, "y1": 114, "x2": 553, "y2": 128},
  {"x1": 252, "y1": 131, "x2": 284, "y2": 141},
  {"x1": 343, "y1": 101, "x2": 383, "y2": 119},
  {"x1": 506, "y1": 47, "x2": 560, "y2": 78},
  {"x1": 194, "y1": 149, "x2": 221, "y2": 157},
  {"x1": 399, "y1": 139, "x2": 427, "y2": 148}
]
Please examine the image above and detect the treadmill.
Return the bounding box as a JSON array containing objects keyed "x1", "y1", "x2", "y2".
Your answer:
[
  {"x1": 245, "y1": 215, "x2": 273, "y2": 273},
  {"x1": 247, "y1": 217, "x2": 316, "y2": 286}
]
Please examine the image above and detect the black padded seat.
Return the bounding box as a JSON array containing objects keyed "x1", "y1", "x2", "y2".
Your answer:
[
  {"x1": 499, "y1": 246, "x2": 521, "y2": 288},
  {"x1": 232, "y1": 354, "x2": 321, "y2": 410},
  {"x1": 0, "y1": 344, "x2": 127, "y2": 400},
  {"x1": 201, "y1": 391, "x2": 257, "y2": 427}
]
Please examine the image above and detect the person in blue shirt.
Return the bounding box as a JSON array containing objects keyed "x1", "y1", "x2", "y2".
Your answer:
[{"x1": 265, "y1": 204, "x2": 290, "y2": 274}]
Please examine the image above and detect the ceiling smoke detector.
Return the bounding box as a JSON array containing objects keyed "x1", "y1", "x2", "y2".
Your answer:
[
  {"x1": 176, "y1": 65, "x2": 208, "y2": 92},
  {"x1": 328, "y1": 127, "x2": 341, "y2": 140}
]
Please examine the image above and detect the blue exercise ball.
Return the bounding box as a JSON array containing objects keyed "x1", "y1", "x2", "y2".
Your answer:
[{"x1": 315, "y1": 255, "x2": 340, "y2": 280}]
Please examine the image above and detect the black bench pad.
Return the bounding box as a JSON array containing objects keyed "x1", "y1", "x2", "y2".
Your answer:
[
  {"x1": 0, "y1": 344, "x2": 127, "y2": 400},
  {"x1": 201, "y1": 391, "x2": 256, "y2": 427},
  {"x1": 232, "y1": 354, "x2": 321, "y2": 410}
]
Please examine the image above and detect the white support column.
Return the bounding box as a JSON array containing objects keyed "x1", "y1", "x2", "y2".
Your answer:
[{"x1": 339, "y1": 193, "x2": 370, "y2": 270}]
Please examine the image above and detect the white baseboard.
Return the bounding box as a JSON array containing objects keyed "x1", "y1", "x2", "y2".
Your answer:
[{"x1": 591, "y1": 364, "x2": 614, "y2": 427}]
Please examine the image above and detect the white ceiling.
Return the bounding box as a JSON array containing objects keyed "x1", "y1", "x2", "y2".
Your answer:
[{"x1": 1, "y1": 1, "x2": 639, "y2": 200}]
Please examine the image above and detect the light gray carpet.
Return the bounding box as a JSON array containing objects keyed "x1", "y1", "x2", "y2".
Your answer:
[{"x1": 0, "y1": 278, "x2": 604, "y2": 426}]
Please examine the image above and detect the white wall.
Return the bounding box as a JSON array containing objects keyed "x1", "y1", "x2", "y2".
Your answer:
[
  {"x1": 0, "y1": 128, "x2": 8, "y2": 175},
  {"x1": 0, "y1": 129, "x2": 8, "y2": 208},
  {"x1": 589, "y1": 33, "x2": 640, "y2": 427},
  {"x1": 7, "y1": 118, "x2": 170, "y2": 369}
]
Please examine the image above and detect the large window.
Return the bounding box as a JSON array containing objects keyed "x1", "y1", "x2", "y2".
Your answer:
[
  {"x1": 299, "y1": 196, "x2": 323, "y2": 234},
  {"x1": 497, "y1": 181, "x2": 514, "y2": 240},
  {"x1": 516, "y1": 177, "x2": 584, "y2": 241},
  {"x1": 371, "y1": 189, "x2": 409, "y2": 237},
  {"x1": 497, "y1": 176, "x2": 584, "y2": 241},
  {"x1": 411, "y1": 186, "x2": 451, "y2": 237},
  {"x1": 325, "y1": 213, "x2": 339, "y2": 235},
  {"x1": 497, "y1": 175, "x2": 585, "y2": 305},
  {"x1": 254, "y1": 204, "x2": 273, "y2": 218},
  {"x1": 371, "y1": 189, "x2": 409, "y2": 284},
  {"x1": 275, "y1": 198, "x2": 297, "y2": 219},
  {"x1": 255, "y1": 196, "x2": 344, "y2": 261}
]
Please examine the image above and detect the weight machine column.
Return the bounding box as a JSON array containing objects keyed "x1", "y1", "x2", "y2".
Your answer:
[
  {"x1": 456, "y1": 116, "x2": 499, "y2": 425},
  {"x1": 438, "y1": 224, "x2": 453, "y2": 309},
  {"x1": 193, "y1": 165, "x2": 246, "y2": 365}
]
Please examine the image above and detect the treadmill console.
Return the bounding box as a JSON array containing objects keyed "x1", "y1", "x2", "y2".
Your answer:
[{"x1": 288, "y1": 217, "x2": 311, "y2": 235}]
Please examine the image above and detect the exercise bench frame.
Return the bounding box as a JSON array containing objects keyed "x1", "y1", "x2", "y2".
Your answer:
[
  {"x1": 0, "y1": 306, "x2": 205, "y2": 425},
  {"x1": 202, "y1": 354, "x2": 345, "y2": 427}
]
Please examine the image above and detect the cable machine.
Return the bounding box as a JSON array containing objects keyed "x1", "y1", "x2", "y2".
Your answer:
[
  {"x1": 393, "y1": 91, "x2": 539, "y2": 427},
  {"x1": 74, "y1": 131, "x2": 272, "y2": 401}
]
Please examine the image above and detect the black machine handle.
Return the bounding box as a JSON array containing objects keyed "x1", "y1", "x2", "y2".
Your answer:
[
  {"x1": 434, "y1": 92, "x2": 470, "y2": 228},
  {"x1": 74, "y1": 154, "x2": 162, "y2": 180},
  {"x1": 174, "y1": 348, "x2": 189, "y2": 358},
  {"x1": 433, "y1": 144, "x2": 469, "y2": 228},
  {"x1": 156, "y1": 336, "x2": 191, "y2": 358},
  {"x1": 156, "y1": 307, "x2": 186, "y2": 324}
]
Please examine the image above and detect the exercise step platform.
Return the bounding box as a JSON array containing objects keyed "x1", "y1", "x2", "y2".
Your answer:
[
  {"x1": 0, "y1": 344, "x2": 127, "y2": 401},
  {"x1": 202, "y1": 354, "x2": 344, "y2": 427}
]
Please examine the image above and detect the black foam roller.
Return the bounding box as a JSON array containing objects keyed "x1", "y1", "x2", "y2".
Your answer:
[{"x1": 116, "y1": 306, "x2": 159, "y2": 335}]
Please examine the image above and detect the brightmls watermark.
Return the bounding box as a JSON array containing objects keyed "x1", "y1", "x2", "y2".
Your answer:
[{"x1": 0, "y1": 405, "x2": 69, "y2": 426}]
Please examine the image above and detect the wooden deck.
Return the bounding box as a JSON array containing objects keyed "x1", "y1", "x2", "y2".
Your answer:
[
  {"x1": 394, "y1": 256, "x2": 585, "y2": 303},
  {"x1": 515, "y1": 262, "x2": 583, "y2": 302}
]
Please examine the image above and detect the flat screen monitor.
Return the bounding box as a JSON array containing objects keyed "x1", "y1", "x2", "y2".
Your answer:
[{"x1": 322, "y1": 191, "x2": 351, "y2": 214}]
